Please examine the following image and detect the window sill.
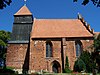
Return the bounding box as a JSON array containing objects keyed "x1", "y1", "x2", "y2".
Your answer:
[{"x1": 45, "y1": 57, "x2": 60, "y2": 60}]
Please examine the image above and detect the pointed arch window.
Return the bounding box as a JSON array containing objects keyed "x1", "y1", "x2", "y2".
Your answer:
[
  {"x1": 75, "y1": 40, "x2": 83, "y2": 57},
  {"x1": 46, "y1": 41, "x2": 53, "y2": 57}
]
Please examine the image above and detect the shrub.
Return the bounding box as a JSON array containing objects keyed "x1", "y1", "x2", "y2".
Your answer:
[
  {"x1": 74, "y1": 58, "x2": 86, "y2": 72},
  {"x1": 0, "y1": 66, "x2": 15, "y2": 74},
  {"x1": 80, "y1": 51, "x2": 96, "y2": 72},
  {"x1": 64, "y1": 56, "x2": 72, "y2": 73},
  {"x1": 74, "y1": 51, "x2": 97, "y2": 73},
  {"x1": 64, "y1": 68, "x2": 72, "y2": 73}
]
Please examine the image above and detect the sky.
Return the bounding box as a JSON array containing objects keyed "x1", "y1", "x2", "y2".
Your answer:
[{"x1": 0, "y1": 0, "x2": 100, "y2": 32}]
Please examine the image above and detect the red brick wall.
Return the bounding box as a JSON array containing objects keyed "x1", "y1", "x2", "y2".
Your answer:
[
  {"x1": 6, "y1": 44, "x2": 28, "y2": 69},
  {"x1": 29, "y1": 39, "x2": 93, "y2": 72},
  {"x1": 65, "y1": 41, "x2": 76, "y2": 70},
  {"x1": 6, "y1": 38, "x2": 93, "y2": 73},
  {"x1": 82, "y1": 40, "x2": 94, "y2": 52},
  {"x1": 65, "y1": 39, "x2": 93, "y2": 70},
  {"x1": 29, "y1": 39, "x2": 62, "y2": 72}
]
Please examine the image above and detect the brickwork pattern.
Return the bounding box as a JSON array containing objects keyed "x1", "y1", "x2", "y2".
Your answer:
[
  {"x1": 29, "y1": 39, "x2": 62, "y2": 72},
  {"x1": 29, "y1": 39, "x2": 93, "y2": 72},
  {"x1": 6, "y1": 39, "x2": 93, "y2": 73},
  {"x1": 6, "y1": 44, "x2": 28, "y2": 69}
]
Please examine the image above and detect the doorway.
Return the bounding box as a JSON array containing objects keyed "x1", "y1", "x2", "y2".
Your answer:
[{"x1": 52, "y1": 61, "x2": 61, "y2": 73}]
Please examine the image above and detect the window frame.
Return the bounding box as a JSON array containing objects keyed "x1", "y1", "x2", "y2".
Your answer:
[
  {"x1": 75, "y1": 40, "x2": 83, "y2": 57},
  {"x1": 46, "y1": 41, "x2": 53, "y2": 57}
]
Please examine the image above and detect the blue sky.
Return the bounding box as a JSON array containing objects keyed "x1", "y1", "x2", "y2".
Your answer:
[{"x1": 0, "y1": 0, "x2": 100, "y2": 32}]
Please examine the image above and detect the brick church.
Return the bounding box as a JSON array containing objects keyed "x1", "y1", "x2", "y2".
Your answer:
[{"x1": 6, "y1": 5, "x2": 94, "y2": 73}]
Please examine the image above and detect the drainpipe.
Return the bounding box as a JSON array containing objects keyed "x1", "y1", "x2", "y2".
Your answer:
[{"x1": 61, "y1": 38, "x2": 66, "y2": 72}]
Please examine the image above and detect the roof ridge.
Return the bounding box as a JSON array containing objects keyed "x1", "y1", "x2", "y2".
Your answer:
[{"x1": 34, "y1": 18, "x2": 78, "y2": 20}]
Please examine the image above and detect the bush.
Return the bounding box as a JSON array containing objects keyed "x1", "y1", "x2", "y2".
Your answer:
[
  {"x1": 64, "y1": 56, "x2": 72, "y2": 73},
  {"x1": 0, "y1": 67, "x2": 15, "y2": 74},
  {"x1": 74, "y1": 58, "x2": 86, "y2": 72},
  {"x1": 64, "y1": 68, "x2": 72, "y2": 73},
  {"x1": 74, "y1": 51, "x2": 97, "y2": 73},
  {"x1": 80, "y1": 51, "x2": 96, "y2": 72}
]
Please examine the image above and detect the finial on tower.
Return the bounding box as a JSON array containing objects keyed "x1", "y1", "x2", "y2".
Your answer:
[
  {"x1": 24, "y1": 0, "x2": 27, "y2": 6},
  {"x1": 77, "y1": 12, "x2": 82, "y2": 19}
]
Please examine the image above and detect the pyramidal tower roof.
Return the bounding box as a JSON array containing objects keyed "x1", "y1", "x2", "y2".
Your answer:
[{"x1": 14, "y1": 5, "x2": 32, "y2": 15}]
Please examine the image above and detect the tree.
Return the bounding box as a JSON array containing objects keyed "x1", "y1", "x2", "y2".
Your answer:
[
  {"x1": 73, "y1": 0, "x2": 100, "y2": 7},
  {"x1": 0, "y1": 0, "x2": 12, "y2": 9},
  {"x1": 0, "y1": 30, "x2": 11, "y2": 46},
  {"x1": 80, "y1": 51, "x2": 96, "y2": 72},
  {"x1": 0, "y1": 30, "x2": 11, "y2": 68},
  {"x1": 74, "y1": 51, "x2": 96, "y2": 72},
  {"x1": 93, "y1": 33, "x2": 100, "y2": 72},
  {"x1": 94, "y1": 33, "x2": 100, "y2": 52},
  {"x1": 64, "y1": 56, "x2": 72, "y2": 73},
  {"x1": 74, "y1": 33, "x2": 100, "y2": 73},
  {"x1": 74, "y1": 58, "x2": 86, "y2": 72}
]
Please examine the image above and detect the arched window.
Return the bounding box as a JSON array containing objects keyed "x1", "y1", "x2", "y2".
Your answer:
[
  {"x1": 46, "y1": 41, "x2": 53, "y2": 57},
  {"x1": 75, "y1": 40, "x2": 83, "y2": 57}
]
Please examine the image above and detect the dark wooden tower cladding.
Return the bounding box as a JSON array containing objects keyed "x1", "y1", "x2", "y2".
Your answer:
[
  {"x1": 11, "y1": 5, "x2": 33, "y2": 41},
  {"x1": 6, "y1": 5, "x2": 33, "y2": 73}
]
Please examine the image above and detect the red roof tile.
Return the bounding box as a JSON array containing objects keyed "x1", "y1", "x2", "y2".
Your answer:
[
  {"x1": 31, "y1": 19, "x2": 93, "y2": 38},
  {"x1": 94, "y1": 32, "x2": 100, "y2": 38},
  {"x1": 94, "y1": 32, "x2": 100, "y2": 35},
  {"x1": 14, "y1": 5, "x2": 32, "y2": 15}
]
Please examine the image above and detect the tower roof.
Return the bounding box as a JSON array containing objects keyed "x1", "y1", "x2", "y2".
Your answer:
[{"x1": 14, "y1": 5, "x2": 32, "y2": 15}]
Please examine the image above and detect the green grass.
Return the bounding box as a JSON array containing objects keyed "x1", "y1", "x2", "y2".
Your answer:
[
  {"x1": 0, "y1": 73, "x2": 100, "y2": 75},
  {"x1": 42, "y1": 73, "x2": 100, "y2": 75}
]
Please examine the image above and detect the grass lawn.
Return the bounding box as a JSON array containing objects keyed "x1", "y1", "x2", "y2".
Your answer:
[
  {"x1": 0, "y1": 73, "x2": 100, "y2": 75},
  {"x1": 42, "y1": 73, "x2": 100, "y2": 75}
]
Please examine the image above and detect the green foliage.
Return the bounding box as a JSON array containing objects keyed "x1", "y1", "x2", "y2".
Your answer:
[
  {"x1": 0, "y1": 30, "x2": 11, "y2": 45},
  {"x1": 0, "y1": 39, "x2": 6, "y2": 46},
  {"x1": 80, "y1": 51, "x2": 94, "y2": 72},
  {"x1": 64, "y1": 56, "x2": 72, "y2": 73},
  {"x1": 0, "y1": 30, "x2": 11, "y2": 68},
  {"x1": 5, "y1": 66, "x2": 14, "y2": 70},
  {"x1": 74, "y1": 58, "x2": 86, "y2": 72},
  {"x1": 82, "y1": 51, "x2": 96, "y2": 72},
  {"x1": 94, "y1": 34, "x2": 100, "y2": 52},
  {"x1": 0, "y1": 67, "x2": 15, "y2": 74},
  {"x1": 0, "y1": 30, "x2": 11, "y2": 51},
  {"x1": 64, "y1": 68, "x2": 72, "y2": 73},
  {"x1": 93, "y1": 33, "x2": 100, "y2": 72},
  {"x1": 73, "y1": 0, "x2": 100, "y2": 7},
  {"x1": 0, "y1": 0, "x2": 12, "y2": 9},
  {"x1": 74, "y1": 51, "x2": 96, "y2": 73},
  {"x1": 65, "y1": 55, "x2": 69, "y2": 68}
]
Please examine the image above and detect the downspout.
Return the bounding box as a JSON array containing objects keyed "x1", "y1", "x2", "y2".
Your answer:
[{"x1": 61, "y1": 38, "x2": 66, "y2": 72}]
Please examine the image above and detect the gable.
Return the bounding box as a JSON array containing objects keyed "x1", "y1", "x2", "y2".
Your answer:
[{"x1": 14, "y1": 6, "x2": 32, "y2": 15}]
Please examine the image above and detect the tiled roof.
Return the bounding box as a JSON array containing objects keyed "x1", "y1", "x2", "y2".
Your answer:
[
  {"x1": 31, "y1": 19, "x2": 93, "y2": 38},
  {"x1": 94, "y1": 32, "x2": 100, "y2": 38},
  {"x1": 14, "y1": 5, "x2": 32, "y2": 15},
  {"x1": 94, "y1": 32, "x2": 100, "y2": 35}
]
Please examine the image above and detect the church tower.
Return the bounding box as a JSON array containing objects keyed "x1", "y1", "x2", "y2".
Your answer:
[
  {"x1": 11, "y1": 5, "x2": 33, "y2": 41},
  {"x1": 6, "y1": 5, "x2": 33, "y2": 74}
]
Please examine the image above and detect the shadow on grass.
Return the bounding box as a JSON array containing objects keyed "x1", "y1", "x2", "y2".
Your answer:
[{"x1": 0, "y1": 67, "x2": 15, "y2": 74}]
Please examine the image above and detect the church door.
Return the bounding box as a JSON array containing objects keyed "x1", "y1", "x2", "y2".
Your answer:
[{"x1": 52, "y1": 61, "x2": 61, "y2": 73}]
